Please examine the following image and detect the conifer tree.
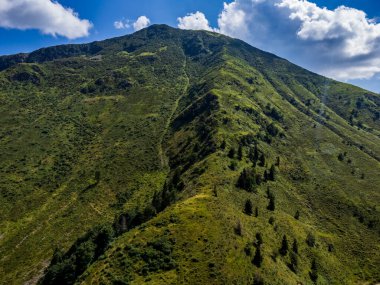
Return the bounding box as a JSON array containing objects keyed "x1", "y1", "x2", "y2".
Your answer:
[
  {"x1": 249, "y1": 146, "x2": 259, "y2": 166},
  {"x1": 220, "y1": 140, "x2": 226, "y2": 150},
  {"x1": 306, "y1": 233, "x2": 316, "y2": 247},
  {"x1": 294, "y1": 210, "x2": 300, "y2": 220},
  {"x1": 228, "y1": 147, "x2": 235, "y2": 159},
  {"x1": 309, "y1": 259, "x2": 318, "y2": 283},
  {"x1": 267, "y1": 194, "x2": 275, "y2": 211},
  {"x1": 289, "y1": 252, "x2": 298, "y2": 273},
  {"x1": 280, "y1": 235, "x2": 289, "y2": 256},
  {"x1": 238, "y1": 145, "x2": 243, "y2": 160},
  {"x1": 235, "y1": 220, "x2": 243, "y2": 236},
  {"x1": 255, "y1": 174, "x2": 262, "y2": 185},
  {"x1": 244, "y1": 199, "x2": 253, "y2": 215},
  {"x1": 292, "y1": 239, "x2": 298, "y2": 254},
  {"x1": 268, "y1": 165, "x2": 276, "y2": 181},
  {"x1": 252, "y1": 246, "x2": 263, "y2": 267},
  {"x1": 256, "y1": 232, "x2": 263, "y2": 246},
  {"x1": 254, "y1": 145, "x2": 259, "y2": 160},
  {"x1": 237, "y1": 168, "x2": 256, "y2": 192}
]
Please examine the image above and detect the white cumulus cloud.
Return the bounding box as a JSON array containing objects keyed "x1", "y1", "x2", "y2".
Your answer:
[
  {"x1": 114, "y1": 20, "x2": 126, "y2": 30},
  {"x1": 178, "y1": 0, "x2": 380, "y2": 83},
  {"x1": 133, "y1": 16, "x2": 150, "y2": 31},
  {"x1": 177, "y1": 11, "x2": 215, "y2": 31},
  {"x1": 277, "y1": 0, "x2": 380, "y2": 57},
  {"x1": 114, "y1": 19, "x2": 131, "y2": 30},
  {"x1": 0, "y1": 0, "x2": 92, "y2": 39},
  {"x1": 218, "y1": 2, "x2": 250, "y2": 39}
]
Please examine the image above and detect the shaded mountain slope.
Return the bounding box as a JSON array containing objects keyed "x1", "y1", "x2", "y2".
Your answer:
[{"x1": 0, "y1": 25, "x2": 379, "y2": 285}]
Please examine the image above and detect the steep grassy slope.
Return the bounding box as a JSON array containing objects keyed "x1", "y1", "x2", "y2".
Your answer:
[
  {"x1": 0, "y1": 25, "x2": 379, "y2": 285},
  {"x1": 0, "y1": 26, "x2": 189, "y2": 284}
]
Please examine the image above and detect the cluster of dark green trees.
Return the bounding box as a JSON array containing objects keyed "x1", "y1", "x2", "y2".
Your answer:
[
  {"x1": 237, "y1": 168, "x2": 258, "y2": 192},
  {"x1": 243, "y1": 233, "x2": 264, "y2": 268},
  {"x1": 238, "y1": 168, "x2": 322, "y2": 283},
  {"x1": 236, "y1": 164, "x2": 276, "y2": 193},
  {"x1": 241, "y1": 228, "x2": 321, "y2": 283},
  {"x1": 244, "y1": 199, "x2": 259, "y2": 217},
  {"x1": 243, "y1": 191, "x2": 274, "y2": 218},
  {"x1": 278, "y1": 235, "x2": 299, "y2": 273},
  {"x1": 41, "y1": 169, "x2": 183, "y2": 285},
  {"x1": 230, "y1": 136, "x2": 322, "y2": 282},
  {"x1": 264, "y1": 103, "x2": 284, "y2": 122},
  {"x1": 276, "y1": 232, "x2": 320, "y2": 282},
  {"x1": 40, "y1": 225, "x2": 115, "y2": 285},
  {"x1": 231, "y1": 141, "x2": 277, "y2": 195}
]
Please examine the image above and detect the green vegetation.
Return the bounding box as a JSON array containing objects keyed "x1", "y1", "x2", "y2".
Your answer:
[
  {"x1": 294, "y1": 210, "x2": 300, "y2": 220},
  {"x1": 244, "y1": 199, "x2": 254, "y2": 216},
  {"x1": 292, "y1": 239, "x2": 299, "y2": 254},
  {"x1": 252, "y1": 246, "x2": 263, "y2": 268},
  {"x1": 279, "y1": 235, "x2": 289, "y2": 256},
  {"x1": 267, "y1": 190, "x2": 276, "y2": 211},
  {"x1": 310, "y1": 259, "x2": 319, "y2": 283},
  {"x1": 0, "y1": 25, "x2": 379, "y2": 285},
  {"x1": 40, "y1": 225, "x2": 115, "y2": 285},
  {"x1": 237, "y1": 168, "x2": 257, "y2": 192},
  {"x1": 306, "y1": 233, "x2": 316, "y2": 248}
]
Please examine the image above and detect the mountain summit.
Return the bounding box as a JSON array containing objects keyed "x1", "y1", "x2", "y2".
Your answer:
[{"x1": 0, "y1": 25, "x2": 379, "y2": 285}]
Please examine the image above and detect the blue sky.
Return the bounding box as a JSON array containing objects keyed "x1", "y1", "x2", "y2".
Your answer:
[{"x1": 0, "y1": 0, "x2": 379, "y2": 92}]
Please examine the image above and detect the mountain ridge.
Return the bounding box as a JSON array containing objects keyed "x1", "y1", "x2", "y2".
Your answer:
[{"x1": 0, "y1": 25, "x2": 379, "y2": 285}]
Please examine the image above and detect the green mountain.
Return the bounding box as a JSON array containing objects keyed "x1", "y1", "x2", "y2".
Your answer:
[{"x1": 0, "y1": 25, "x2": 379, "y2": 285}]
